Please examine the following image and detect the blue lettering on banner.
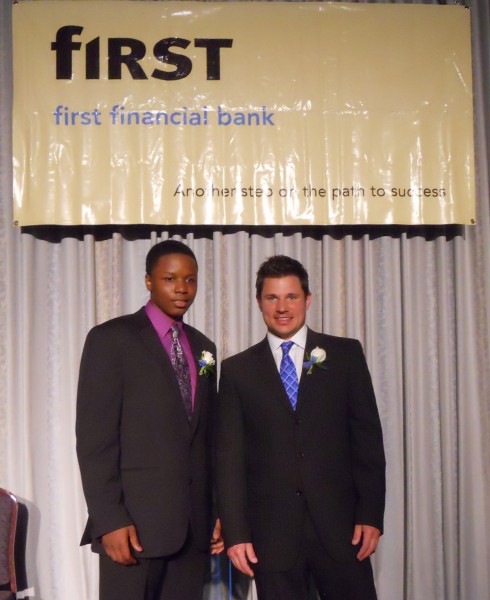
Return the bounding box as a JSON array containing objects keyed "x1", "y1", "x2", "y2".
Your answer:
[
  {"x1": 53, "y1": 105, "x2": 103, "y2": 125},
  {"x1": 217, "y1": 105, "x2": 275, "y2": 126},
  {"x1": 51, "y1": 105, "x2": 276, "y2": 126}
]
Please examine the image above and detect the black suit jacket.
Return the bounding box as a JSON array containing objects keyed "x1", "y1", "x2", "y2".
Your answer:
[
  {"x1": 215, "y1": 328, "x2": 385, "y2": 570},
  {"x1": 76, "y1": 307, "x2": 216, "y2": 557}
]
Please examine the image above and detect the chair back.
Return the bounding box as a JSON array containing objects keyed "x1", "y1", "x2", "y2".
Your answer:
[{"x1": 0, "y1": 488, "x2": 17, "y2": 596}]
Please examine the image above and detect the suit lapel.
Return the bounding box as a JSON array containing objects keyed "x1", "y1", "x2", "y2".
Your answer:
[
  {"x1": 185, "y1": 326, "x2": 207, "y2": 437},
  {"x1": 132, "y1": 308, "x2": 177, "y2": 380},
  {"x1": 254, "y1": 338, "x2": 298, "y2": 415},
  {"x1": 296, "y1": 328, "x2": 327, "y2": 413},
  {"x1": 132, "y1": 308, "x2": 193, "y2": 427}
]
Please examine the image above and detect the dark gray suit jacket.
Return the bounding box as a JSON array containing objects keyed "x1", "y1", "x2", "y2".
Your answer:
[
  {"x1": 215, "y1": 328, "x2": 385, "y2": 571},
  {"x1": 76, "y1": 307, "x2": 216, "y2": 557}
]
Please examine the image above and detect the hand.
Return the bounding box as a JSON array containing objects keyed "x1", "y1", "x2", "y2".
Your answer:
[
  {"x1": 210, "y1": 518, "x2": 225, "y2": 555},
  {"x1": 352, "y1": 524, "x2": 381, "y2": 561},
  {"x1": 102, "y1": 525, "x2": 143, "y2": 565},
  {"x1": 227, "y1": 542, "x2": 258, "y2": 577}
]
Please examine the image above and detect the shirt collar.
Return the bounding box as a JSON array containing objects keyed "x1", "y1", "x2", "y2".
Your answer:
[
  {"x1": 267, "y1": 324, "x2": 308, "y2": 351},
  {"x1": 145, "y1": 300, "x2": 182, "y2": 337}
]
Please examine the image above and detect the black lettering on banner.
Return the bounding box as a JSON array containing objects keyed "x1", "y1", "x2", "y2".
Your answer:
[
  {"x1": 51, "y1": 26, "x2": 233, "y2": 81},
  {"x1": 50, "y1": 25, "x2": 83, "y2": 79},
  {"x1": 108, "y1": 38, "x2": 147, "y2": 79},
  {"x1": 153, "y1": 38, "x2": 192, "y2": 81},
  {"x1": 85, "y1": 38, "x2": 100, "y2": 79},
  {"x1": 194, "y1": 38, "x2": 234, "y2": 80}
]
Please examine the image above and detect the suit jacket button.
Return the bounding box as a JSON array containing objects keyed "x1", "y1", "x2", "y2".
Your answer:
[
  {"x1": 295, "y1": 417, "x2": 302, "y2": 425},
  {"x1": 297, "y1": 451, "x2": 304, "y2": 458},
  {"x1": 296, "y1": 489, "x2": 303, "y2": 496}
]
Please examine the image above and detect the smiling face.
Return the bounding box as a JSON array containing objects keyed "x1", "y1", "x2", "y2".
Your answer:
[
  {"x1": 145, "y1": 253, "x2": 198, "y2": 320},
  {"x1": 257, "y1": 275, "x2": 311, "y2": 340}
]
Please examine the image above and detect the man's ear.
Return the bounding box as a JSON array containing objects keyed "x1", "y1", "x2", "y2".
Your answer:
[
  {"x1": 145, "y1": 274, "x2": 152, "y2": 291},
  {"x1": 306, "y1": 292, "x2": 312, "y2": 310},
  {"x1": 256, "y1": 295, "x2": 263, "y2": 312}
]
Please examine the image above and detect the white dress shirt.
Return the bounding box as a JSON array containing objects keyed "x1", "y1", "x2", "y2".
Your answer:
[{"x1": 267, "y1": 324, "x2": 308, "y2": 382}]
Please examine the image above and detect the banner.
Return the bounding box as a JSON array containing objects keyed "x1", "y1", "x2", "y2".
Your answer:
[{"x1": 13, "y1": 1, "x2": 475, "y2": 226}]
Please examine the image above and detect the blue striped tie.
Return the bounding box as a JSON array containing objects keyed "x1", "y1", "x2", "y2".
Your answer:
[{"x1": 280, "y1": 341, "x2": 299, "y2": 410}]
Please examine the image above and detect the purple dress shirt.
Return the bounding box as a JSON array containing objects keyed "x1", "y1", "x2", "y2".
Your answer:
[{"x1": 145, "y1": 300, "x2": 197, "y2": 409}]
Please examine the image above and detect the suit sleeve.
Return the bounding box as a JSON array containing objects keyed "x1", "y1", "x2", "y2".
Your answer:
[
  {"x1": 76, "y1": 325, "x2": 133, "y2": 541},
  {"x1": 214, "y1": 361, "x2": 252, "y2": 548},
  {"x1": 347, "y1": 340, "x2": 386, "y2": 532}
]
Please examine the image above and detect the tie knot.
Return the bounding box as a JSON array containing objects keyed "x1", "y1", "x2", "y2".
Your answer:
[
  {"x1": 171, "y1": 323, "x2": 180, "y2": 339},
  {"x1": 281, "y1": 341, "x2": 294, "y2": 356}
]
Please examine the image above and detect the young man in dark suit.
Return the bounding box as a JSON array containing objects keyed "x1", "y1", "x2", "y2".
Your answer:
[
  {"x1": 215, "y1": 255, "x2": 386, "y2": 600},
  {"x1": 76, "y1": 240, "x2": 223, "y2": 600}
]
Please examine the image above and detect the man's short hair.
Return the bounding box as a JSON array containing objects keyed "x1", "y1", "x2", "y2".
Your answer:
[
  {"x1": 256, "y1": 255, "x2": 310, "y2": 298},
  {"x1": 146, "y1": 240, "x2": 197, "y2": 275}
]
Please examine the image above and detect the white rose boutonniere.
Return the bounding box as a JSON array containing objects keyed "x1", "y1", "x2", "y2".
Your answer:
[
  {"x1": 303, "y1": 346, "x2": 327, "y2": 375},
  {"x1": 198, "y1": 350, "x2": 215, "y2": 376}
]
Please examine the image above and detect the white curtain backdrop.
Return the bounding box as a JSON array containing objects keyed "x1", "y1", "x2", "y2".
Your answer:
[{"x1": 1, "y1": 1, "x2": 490, "y2": 599}]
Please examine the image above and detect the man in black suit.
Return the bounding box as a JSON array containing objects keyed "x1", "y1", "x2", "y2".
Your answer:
[
  {"x1": 76, "y1": 240, "x2": 223, "y2": 600},
  {"x1": 215, "y1": 255, "x2": 385, "y2": 600}
]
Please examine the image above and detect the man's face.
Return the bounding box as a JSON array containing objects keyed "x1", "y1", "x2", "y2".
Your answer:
[
  {"x1": 257, "y1": 275, "x2": 311, "y2": 340},
  {"x1": 145, "y1": 253, "x2": 198, "y2": 320}
]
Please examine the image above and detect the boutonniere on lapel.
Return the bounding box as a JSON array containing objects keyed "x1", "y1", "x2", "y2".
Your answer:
[
  {"x1": 303, "y1": 346, "x2": 327, "y2": 375},
  {"x1": 198, "y1": 350, "x2": 215, "y2": 376}
]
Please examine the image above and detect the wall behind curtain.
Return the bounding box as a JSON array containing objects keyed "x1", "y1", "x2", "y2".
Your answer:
[{"x1": 1, "y1": 1, "x2": 489, "y2": 599}]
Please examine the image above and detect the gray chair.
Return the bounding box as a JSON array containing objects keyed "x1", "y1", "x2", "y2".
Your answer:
[{"x1": 0, "y1": 488, "x2": 17, "y2": 600}]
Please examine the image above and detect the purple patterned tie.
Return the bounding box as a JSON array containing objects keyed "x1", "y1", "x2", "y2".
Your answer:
[
  {"x1": 280, "y1": 341, "x2": 299, "y2": 410},
  {"x1": 170, "y1": 324, "x2": 193, "y2": 421}
]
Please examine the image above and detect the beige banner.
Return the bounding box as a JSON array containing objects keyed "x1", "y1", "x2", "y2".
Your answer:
[{"x1": 13, "y1": 1, "x2": 475, "y2": 226}]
